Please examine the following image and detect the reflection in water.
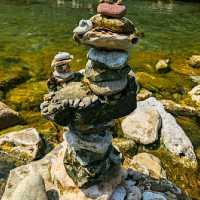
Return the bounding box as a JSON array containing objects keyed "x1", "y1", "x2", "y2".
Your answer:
[
  {"x1": 72, "y1": 0, "x2": 95, "y2": 13},
  {"x1": 151, "y1": 0, "x2": 174, "y2": 12}
]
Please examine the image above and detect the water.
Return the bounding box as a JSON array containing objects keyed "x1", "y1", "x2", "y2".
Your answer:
[{"x1": 0, "y1": 0, "x2": 200, "y2": 198}]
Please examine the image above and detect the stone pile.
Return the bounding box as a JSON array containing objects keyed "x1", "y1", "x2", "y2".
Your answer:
[{"x1": 41, "y1": 0, "x2": 138, "y2": 191}]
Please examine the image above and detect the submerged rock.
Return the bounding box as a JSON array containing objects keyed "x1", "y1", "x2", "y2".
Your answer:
[
  {"x1": 79, "y1": 29, "x2": 138, "y2": 50},
  {"x1": 87, "y1": 48, "x2": 128, "y2": 69},
  {"x1": 130, "y1": 153, "x2": 166, "y2": 180},
  {"x1": 188, "y1": 55, "x2": 200, "y2": 68},
  {"x1": 90, "y1": 14, "x2": 135, "y2": 34},
  {"x1": 0, "y1": 102, "x2": 20, "y2": 130},
  {"x1": 0, "y1": 128, "x2": 44, "y2": 161},
  {"x1": 188, "y1": 85, "x2": 200, "y2": 104},
  {"x1": 122, "y1": 106, "x2": 161, "y2": 145},
  {"x1": 138, "y1": 97, "x2": 197, "y2": 167},
  {"x1": 97, "y1": 2, "x2": 127, "y2": 18},
  {"x1": 155, "y1": 59, "x2": 171, "y2": 73}
]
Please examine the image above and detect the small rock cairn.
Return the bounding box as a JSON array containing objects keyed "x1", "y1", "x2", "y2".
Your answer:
[{"x1": 41, "y1": 0, "x2": 138, "y2": 188}]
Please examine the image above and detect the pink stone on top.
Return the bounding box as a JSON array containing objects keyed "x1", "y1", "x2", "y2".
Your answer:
[{"x1": 97, "y1": 3, "x2": 127, "y2": 19}]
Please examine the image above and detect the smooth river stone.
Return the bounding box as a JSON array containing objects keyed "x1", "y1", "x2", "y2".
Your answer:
[
  {"x1": 87, "y1": 48, "x2": 128, "y2": 69},
  {"x1": 90, "y1": 14, "x2": 135, "y2": 34},
  {"x1": 80, "y1": 29, "x2": 138, "y2": 50},
  {"x1": 97, "y1": 3, "x2": 127, "y2": 18},
  {"x1": 73, "y1": 19, "x2": 93, "y2": 35},
  {"x1": 54, "y1": 52, "x2": 73, "y2": 61}
]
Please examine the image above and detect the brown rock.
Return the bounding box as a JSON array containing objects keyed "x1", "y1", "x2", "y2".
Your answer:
[
  {"x1": 0, "y1": 102, "x2": 20, "y2": 130},
  {"x1": 97, "y1": 3, "x2": 127, "y2": 18}
]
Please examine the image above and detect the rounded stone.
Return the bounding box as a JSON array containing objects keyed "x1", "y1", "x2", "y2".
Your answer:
[
  {"x1": 73, "y1": 19, "x2": 93, "y2": 35},
  {"x1": 97, "y1": 3, "x2": 127, "y2": 18},
  {"x1": 54, "y1": 52, "x2": 73, "y2": 61}
]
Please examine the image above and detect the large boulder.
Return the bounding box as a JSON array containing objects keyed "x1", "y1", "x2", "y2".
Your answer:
[
  {"x1": 138, "y1": 97, "x2": 197, "y2": 167},
  {"x1": 130, "y1": 153, "x2": 166, "y2": 180},
  {"x1": 0, "y1": 102, "x2": 20, "y2": 130},
  {"x1": 122, "y1": 106, "x2": 161, "y2": 145},
  {"x1": 0, "y1": 128, "x2": 44, "y2": 161}
]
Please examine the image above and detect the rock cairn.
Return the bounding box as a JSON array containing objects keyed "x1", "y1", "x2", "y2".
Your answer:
[{"x1": 41, "y1": 0, "x2": 138, "y2": 188}]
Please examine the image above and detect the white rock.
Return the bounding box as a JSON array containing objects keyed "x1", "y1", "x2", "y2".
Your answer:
[
  {"x1": 188, "y1": 55, "x2": 200, "y2": 68},
  {"x1": 122, "y1": 106, "x2": 161, "y2": 145},
  {"x1": 130, "y1": 153, "x2": 166, "y2": 179},
  {"x1": 73, "y1": 19, "x2": 93, "y2": 35},
  {"x1": 138, "y1": 97, "x2": 197, "y2": 167},
  {"x1": 0, "y1": 128, "x2": 44, "y2": 161},
  {"x1": 188, "y1": 85, "x2": 200, "y2": 104},
  {"x1": 143, "y1": 191, "x2": 167, "y2": 200},
  {"x1": 155, "y1": 59, "x2": 170, "y2": 73}
]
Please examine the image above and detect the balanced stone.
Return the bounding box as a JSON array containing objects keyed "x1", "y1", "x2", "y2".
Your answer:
[
  {"x1": 87, "y1": 48, "x2": 128, "y2": 69},
  {"x1": 97, "y1": 2, "x2": 127, "y2": 18},
  {"x1": 85, "y1": 61, "x2": 130, "y2": 82},
  {"x1": 73, "y1": 19, "x2": 93, "y2": 36},
  {"x1": 64, "y1": 131, "x2": 112, "y2": 155},
  {"x1": 79, "y1": 29, "x2": 138, "y2": 50},
  {"x1": 90, "y1": 14, "x2": 135, "y2": 34},
  {"x1": 54, "y1": 52, "x2": 73, "y2": 62}
]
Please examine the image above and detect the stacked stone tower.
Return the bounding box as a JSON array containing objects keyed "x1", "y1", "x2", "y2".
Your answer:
[{"x1": 41, "y1": 0, "x2": 138, "y2": 188}]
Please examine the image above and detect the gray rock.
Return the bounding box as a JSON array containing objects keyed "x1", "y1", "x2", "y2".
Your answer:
[
  {"x1": 110, "y1": 185, "x2": 126, "y2": 200},
  {"x1": 73, "y1": 19, "x2": 93, "y2": 35},
  {"x1": 79, "y1": 30, "x2": 138, "y2": 50},
  {"x1": 53, "y1": 70, "x2": 74, "y2": 82},
  {"x1": 0, "y1": 102, "x2": 20, "y2": 130},
  {"x1": 87, "y1": 48, "x2": 128, "y2": 69},
  {"x1": 155, "y1": 59, "x2": 170, "y2": 73},
  {"x1": 188, "y1": 55, "x2": 200, "y2": 68},
  {"x1": 143, "y1": 191, "x2": 167, "y2": 200},
  {"x1": 138, "y1": 97, "x2": 197, "y2": 167},
  {"x1": 54, "y1": 52, "x2": 73, "y2": 61},
  {"x1": 88, "y1": 77, "x2": 128, "y2": 96},
  {"x1": 188, "y1": 85, "x2": 200, "y2": 104},
  {"x1": 122, "y1": 106, "x2": 161, "y2": 145},
  {"x1": 10, "y1": 173, "x2": 48, "y2": 200},
  {"x1": 130, "y1": 153, "x2": 167, "y2": 179},
  {"x1": 126, "y1": 186, "x2": 142, "y2": 200},
  {"x1": 0, "y1": 128, "x2": 44, "y2": 161},
  {"x1": 64, "y1": 131, "x2": 112, "y2": 154}
]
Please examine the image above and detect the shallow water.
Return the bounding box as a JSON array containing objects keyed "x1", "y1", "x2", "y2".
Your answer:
[{"x1": 0, "y1": 0, "x2": 200, "y2": 199}]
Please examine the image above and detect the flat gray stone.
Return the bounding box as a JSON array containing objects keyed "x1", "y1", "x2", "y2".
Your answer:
[
  {"x1": 110, "y1": 185, "x2": 126, "y2": 200},
  {"x1": 87, "y1": 48, "x2": 128, "y2": 69}
]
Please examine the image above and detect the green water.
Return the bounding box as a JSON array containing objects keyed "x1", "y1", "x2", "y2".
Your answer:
[{"x1": 0, "y1": 0, "x2": 200, "y2": 198}]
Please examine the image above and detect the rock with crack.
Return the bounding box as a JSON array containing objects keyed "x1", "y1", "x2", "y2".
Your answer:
[
  {"x1": 0, "y1": 102, "x2": 21, "y2": 130},
  {"x1": 138, "y1": 97, "x2": 197, "y2": 168},
  {"x1": 121, "y1": 106, "x2": 161, "y2": 145},
  {"x1": 0, "y1": 128, "x2": 44, "y2": 161}
]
